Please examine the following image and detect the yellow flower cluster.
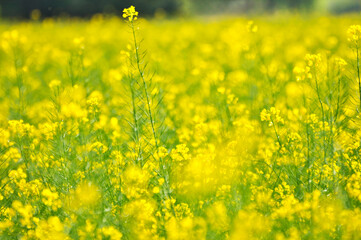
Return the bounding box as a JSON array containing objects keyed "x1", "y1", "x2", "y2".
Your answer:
[
  {"x1": 41, "y1": 188, "x2": 62, "y2": 211},
  {"x1": 304, "y1": 53, "x2": 322, "y2": 79},
  {"x1": 347, "y1": 25, "x2": 361, "y2": 45},
  {"x1": 35, "y1": 216, "x2": 68, "y2": 240},
  {"x1": 122, "y1": 6, "x2": 138, "y2": 22},
  {"x1": 260, "y1": 107, "x2": 284, "y2": 126}
]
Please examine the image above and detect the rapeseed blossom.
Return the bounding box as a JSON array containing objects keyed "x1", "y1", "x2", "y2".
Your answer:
[
  {"x1": 347, "y1": 25, "x2": 361, "y2": 45},
  {"x1": 122, "y1": 6, "x2": 138, "y2": 22}
]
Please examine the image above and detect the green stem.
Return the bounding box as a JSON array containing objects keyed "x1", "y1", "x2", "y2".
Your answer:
[
  {"x1": 357, "y1": 46, "x2": 361, "y2": 110},
  {"x1": 129, "y1": 80, "x2": 143, "y2": 165},
  {"x1": 131, "y1": 22, "x2": 159, "y2": 152},
  {"x1": 314, "y1": 73, "x2": 327, "y2": 165},
  {"x1": 129, "y1": 21, "x2": 172, "y2": 199},
  {"x1": 270, "y1": 117, "x2": 282, "y2": 148}
]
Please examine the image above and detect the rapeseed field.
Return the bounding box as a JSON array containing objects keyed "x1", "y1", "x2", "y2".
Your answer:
[{"x1": 1, "y1": 5, "x2": 361, "y2": 239}]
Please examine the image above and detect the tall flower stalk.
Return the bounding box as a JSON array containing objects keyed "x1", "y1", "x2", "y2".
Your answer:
[
  {"x1": 348, "y1": 25, "x2": 361, "y2": 110},
  {"x1": 122, "y1": 6, "x2": 171, "y2": 200}
]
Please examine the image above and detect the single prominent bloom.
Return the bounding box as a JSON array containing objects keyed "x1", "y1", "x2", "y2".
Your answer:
[{"x1": 123, "y1": 5, "x2": 138, "y2": 22}]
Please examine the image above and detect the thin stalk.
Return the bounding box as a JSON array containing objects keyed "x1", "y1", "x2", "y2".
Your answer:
[
  {"x1": 306, "y1": 123, "x2": 313, "y2": 192},
  {"x1": 314, "y1": 73, "x2": 327, "y2": 165},
  {"x1": 129, "y1": 80, "x2": 143, "y2": 165},
  {"x1": 129, "y1": 21, "x2": 172, "y2": 199},
  {"x1": 334, "y1": 73, "x2": 341, "y2": 122},
  {"x1": 302, "y1": 89, "x2": 313, "y2": 191},
  {"x1": 130, "y1": 22, "x2": 159, "y2": 152},
  {"x1": 14, "y1": 57, "x2": 24, "y2": 119},
  {"x1": 357, "y1": 46, "x2": 361, "y2": 110},
  {"x1": 270, "y1": 117, "x2": 282, "y2": 148}
]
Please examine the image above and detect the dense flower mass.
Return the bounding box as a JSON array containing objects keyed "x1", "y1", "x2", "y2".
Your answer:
[{"x1": 1, "y1": 6, "x2": 361, "y2": 239}]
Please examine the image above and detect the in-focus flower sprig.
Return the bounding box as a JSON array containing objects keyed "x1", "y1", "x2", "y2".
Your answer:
[
  {"x1": 347, "y1": 25, "x2": 361, "y2": 46},
  {"x1": 122, "y1": 5, "x2": 138, "y2": 22}
]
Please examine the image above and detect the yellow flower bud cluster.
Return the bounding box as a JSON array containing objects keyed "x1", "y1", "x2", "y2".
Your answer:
[
  {"x1": 122, "y1": 6, "x2": 138, "y2": 22},
  {"x1": 261, "y1": 107, "x2": 284, "y2": 127},
  {"x1": 347, "y1": 25, "x2": 361, "y2": 45}
]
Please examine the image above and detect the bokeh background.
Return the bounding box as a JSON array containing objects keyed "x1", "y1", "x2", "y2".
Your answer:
[{"x1": 0, "y1": 0, "x2": 360, "y2": 19}]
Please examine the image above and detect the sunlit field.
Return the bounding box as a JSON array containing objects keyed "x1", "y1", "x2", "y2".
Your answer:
[{"x1": 1, "y1": 6, "x2": 361, "y2": 239}]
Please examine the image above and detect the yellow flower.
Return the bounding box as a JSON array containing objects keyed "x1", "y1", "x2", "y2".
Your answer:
[
  {"x1": 304, "y1": 53, "x2": 321, "y2": 79},
  {"x1": 41, "y1": 188, "x2": 62, "y2": 211},
  {"x1": 334, "y1": 57, "x2": 347, "y2": 72},
  {"x1": 152, "y1": 186, "x2": 160, "y2": 194},
  {"x1": 99, "y1": 226, "x2": 123, "y2": 240},
  {"x1": 206, "y1": 201, "x2": 229, "y2": 232},
  {"x1": 49, "y1": 79, "x2": 61, "y2": 89},
  {"x1": 293, "y1": 66, "x2": 305, "y2": 81},
  {"x1": 122, "y1": 6, "x2": 138, "y2": 22},
  {"x1": 304, "y1": 53, "x2": 321, "y2": 67},
  {"x1": 67, "y1": 182, "x2": 101, "y2": 210},
  {"x1": 35, "y1": 216, "x2": 68, "y2": 240},
  {"x1": 347, "y1": 25, "x2": 361, "y2": 45},
  {"x1": 260, "y1": 107, "x2": 284, "y2": 126},
  {"x1": 12, "y1": 201, "x2": 34, "y2": 228},
  {"x1": 247, "y1": 20, "x2": 258, "y2": 33}
]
